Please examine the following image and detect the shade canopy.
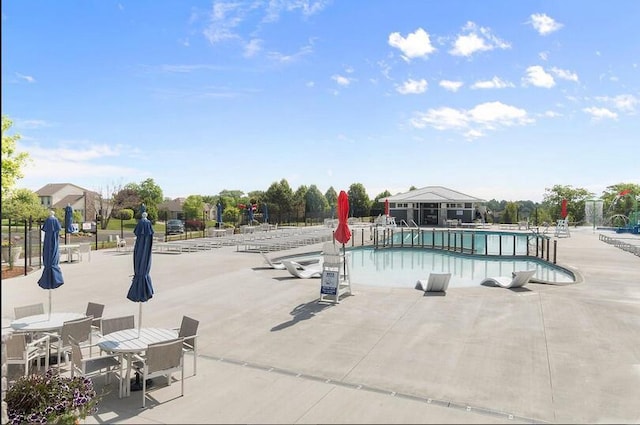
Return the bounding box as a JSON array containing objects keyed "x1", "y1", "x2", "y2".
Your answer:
[
  {"x1": 334, "y1": 190, "x2": 351, "y2": 244},
  {"x1": 39, "y1": 213, "x2": 64, "y2": 317},
  {"x1": 38, "y1": 214, "x2": 64, "y2": 290},
  {"x1": 216, "y1": 203, "x2": 223, "y2": 224},
  {"x1": 64, "y1": 204, "x2": 74, "y2": 234},
  {"x1": 127, "y1": 213, "x2": 154, "y2": 303}
]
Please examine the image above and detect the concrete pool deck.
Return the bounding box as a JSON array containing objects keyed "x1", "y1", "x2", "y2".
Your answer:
[{"x1": 2, "y1": 226, "x2": 639, "y2": 424}]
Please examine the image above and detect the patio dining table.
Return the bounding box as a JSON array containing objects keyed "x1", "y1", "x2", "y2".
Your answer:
[
  {"x1": 10, "y1": 312, "x2": 86, "y2": 333},
  {"x1": 97, "y1": 327, "x2": 178, "y2": 398}
]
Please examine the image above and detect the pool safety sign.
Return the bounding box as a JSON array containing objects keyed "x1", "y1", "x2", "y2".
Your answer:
[{"x1": 321, "y1": 270, "x2": 339, "y2": 295}]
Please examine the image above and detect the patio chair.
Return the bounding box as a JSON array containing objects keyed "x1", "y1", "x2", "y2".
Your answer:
[
  {"x1": 69, "y1": 336, "x2": 122, "y2": 387},
  {"x1": 131, "y1": 338, "x2": 185, "y2": 408},
  {"x1": 48, "y1": 316, "x2": 93, "y2": 367},
  {"x1": 5, "y1": 332, "x2": 50, "y2": 377},
  {"x1": 14, "y1": 303, "x2": 45, "y2": 319},
  {"x1": 72, "y1": 243, "x2": 92, "y2": 262},
  {"x1": 85, "y1": 302, "x2": 105, "y2": 332},
  {"x1": 260, "y1": 251, "x2": 286, "y2": 269},
  {"x1": 100, "y1": 315, "x2": 135, "y2": 336},
  {"x1": 172, "y1": 316, "x2": 199, "y2": 376},
  {"x1": 115, "y1": 235, "x2": 127, "y2": 252},
  {"x1": 415, "y1": 272, "x2": 452, "y2": 294},
  {"x1": 480, "y1": 269, "x2": 537, "y2": 289},
  {"x1": 282, "y1": 260, "x2": 322, "y2": 279}
]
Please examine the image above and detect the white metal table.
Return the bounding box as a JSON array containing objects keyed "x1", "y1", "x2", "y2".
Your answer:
[
  {"x1": 97, "y1": 328, "x2": 178, "y2": 397},
  {"x1": 10, "y1": 312, "x2": 85, "y2": 333},
  {"x1": 59, "y1": 244, "x2": 80, "y2": 263}
]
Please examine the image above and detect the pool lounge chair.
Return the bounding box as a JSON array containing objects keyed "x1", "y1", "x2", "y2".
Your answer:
[
  {"x1": 415, "y1": 272, "x2": 452, "y2": 294},
  {"x1": 261, "y1": 252, "x2": 286, "y2": 269},
  {"x1": 281, "y1": 260, "x2": 322, "y2": 279},
  {"x1": 480, "y1": 269, "x2": 537, "y2": 289}
]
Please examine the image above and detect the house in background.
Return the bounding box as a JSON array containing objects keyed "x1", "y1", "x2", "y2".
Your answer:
[
  {"x1": 35, "y1": 183, "x2": 99, "y2": 222},
  {"x1": 384, "y1": 186, "x2": 487, "y2": 226},
  {"x1": 158, "y1": 198, "x2": 214, "y2": 221}
]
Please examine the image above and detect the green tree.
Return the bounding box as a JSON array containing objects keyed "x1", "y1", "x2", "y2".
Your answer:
[
  {"x1": 263, "y1": 179, "x2": 294, "y2": 223},
  {"x1": 3, "y1": 189, "x2": 47, "y2": 221},
  {"x1": 305, "y1": 185, "x2": 328, "y2": 218},
  {"x1": 126, "y1": 178, "x2": 163, "y2": 221},
  {"x1": 111, "y1": 188, "x2": 140, "y2": 219},
  {"x1": 542, "y1": 184, "x2": 593, "y2": 223},
  {"x1": 183, "y1": 195, "x2": 205, "y2": 221},
  {"x1": 502, "y1": 202, "x2": 519, "y2": 224},
  {"x1": 1, "y1": 116, "x2": 30, "y2": 204},
  {"x1": 600, "y1": 183, "x2": 640, "y2": 217},
  {"x1": 292, "y1": 185, "x2": 308, "y2": 222},
  {"x1": 325, "y1": 187, "x2": 338, "y2": 217},
  {"x1": 348, "y1": 183, "x2": 371, "y2": 217}
]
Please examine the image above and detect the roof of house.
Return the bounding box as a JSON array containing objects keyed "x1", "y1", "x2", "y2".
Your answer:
[
  {"x1": 52, "y1": 194, "x2": 85, "y2": 209},
  {"x1": 385, "y1": 186, "x2": 486, "y2": 203},
  {"x1": 35, "y1": 183, "x2": 91, "y2": 196}
]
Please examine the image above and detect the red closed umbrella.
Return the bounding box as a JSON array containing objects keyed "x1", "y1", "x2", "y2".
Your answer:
[
  {"x1": 561, "y1": 199, "x2": 568, "y2": 219},
  {"x1": 334, "y1": 191, "x2": 351, "y2": 244},
  {"x1": 384, "y1": 198, "x2": 390, "y2": 216},
  {"x1": 334, "y1": 191, "x2": 351, "y2": 277}
]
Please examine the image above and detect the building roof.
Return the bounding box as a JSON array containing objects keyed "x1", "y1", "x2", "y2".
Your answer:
[
  {"x1": 386, "y1": 186, "x2": 486, "y2": 203},
  {"x1": 35, "y1": 183, "x2": 91, "y2": 196},
  {"x1": 52, "y1": 194, "x2": 84, "y2": 209}
]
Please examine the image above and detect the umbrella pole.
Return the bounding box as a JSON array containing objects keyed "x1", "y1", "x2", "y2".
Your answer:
[
  {"x1": 138, "y1": 303, "x2": 142, "y2": 338},
  {"x1": 48, "y1": 291, "x2": 52, "y2": 319},
  {"x1": 342, "y1": 243, "x2": 346, "y2": 278}
]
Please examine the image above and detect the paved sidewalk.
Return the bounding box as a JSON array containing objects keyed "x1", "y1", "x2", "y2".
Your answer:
[{"x1": 3, "y1": 227, "x2": 639, "y2": 424}]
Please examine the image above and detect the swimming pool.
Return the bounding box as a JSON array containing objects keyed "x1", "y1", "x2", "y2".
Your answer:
[{"x1": 346, "y1": 247, "x2": 574, "y2": 289}]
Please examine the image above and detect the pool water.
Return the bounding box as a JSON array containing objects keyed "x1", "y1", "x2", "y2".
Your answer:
[{"x1": 347, "y1": 247, "x2": 574, "y2": 289}]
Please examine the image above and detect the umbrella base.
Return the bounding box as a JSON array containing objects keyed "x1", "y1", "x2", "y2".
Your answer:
[{"x1": 130, "y1": 373, "x2": 154, "y2": 391}]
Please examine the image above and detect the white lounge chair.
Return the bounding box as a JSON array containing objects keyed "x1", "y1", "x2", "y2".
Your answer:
[
  {"x1": 415, "y1": 272, "x2": 452, "y2": 293},
  {"x1": 282, "y1": 260, "x2": 322, "y2": 279},
  {"x1": 480, "y1": 269, "x2": 537, "y2": 289},
  {"x1": 261, "y1": 252, "x2": 286, "y2": 269}
]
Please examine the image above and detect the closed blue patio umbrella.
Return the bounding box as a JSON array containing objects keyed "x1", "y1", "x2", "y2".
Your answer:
[
  {"x1": 38, "y1": 211, "x2": 64, "y2": 318},
  {"x1": 127, "y1": 212, "x2": 154, "y2": 337},
  {"x1": 216, "y1": 203, "x2": 223, "y2": 228},
  {"x1": 262, "y1": 203, "x2": 269, "y2": 223},
  {"x1": 64, "y1": 204, "x2": 73, "y2": 243},
  {"x1": 248, "y1": 204, "x2": 254, "y2": 225}
]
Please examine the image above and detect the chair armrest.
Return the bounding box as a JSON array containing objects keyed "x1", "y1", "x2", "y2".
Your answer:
[{"x1": 28, "y1": 334, "x2": 51, "y2": 347}]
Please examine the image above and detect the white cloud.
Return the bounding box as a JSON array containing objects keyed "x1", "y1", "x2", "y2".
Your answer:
[
  {"x1": 539, "y1": 51, "x2": 549, "y2": 61},
  {"x1": 388, "y1": 28, "x2": 436, "y2": 61},
  {"x1": 471, "y1": 76, "x2": 514, "y2": 89},
  {"x1": 439, "y1": 80, "x2": 463, "y2": 92},
  {"x1": 411, "y1": 107, "x2": 468, "y2": 130},
  {"x1": 550, "y1": 67, "x2": 579, "y2": 82},
  {"x1": 596, "y1": 94, "x2": 638, "y2": 113},
  {"x1": 529, "y1": 13, "x2": 563, "y2": 36},
  {"x1": 411, "y1": 101, "x2": 532, "y2": 138},
  {"x1": 449, "y1": 21, "x2": 510, "y2": 57},
  {"x1": 332, "y1": 74, "x2": 351, "y2": 86},
  {"x1": 543, "y1": 110, "x2": 562, "y2": 118},
  {"x1": 397, "y1": 78, "x2": 428, "y2": 94},
  {"x1": 523, "y1": 65, "x2": 555, "y2": 88},
  {"x1": 15, "y1": 73, "x2": 35, "y2": 83},
  {"x1": 243, "y1": 39, "x2": 263, "y2": 57},
  {"x1": 583, "y1": 107, "x2": 618, "y2": 120}
]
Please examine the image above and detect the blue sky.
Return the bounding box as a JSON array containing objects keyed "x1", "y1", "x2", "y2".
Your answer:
[{"x1": 3, "y1": 1, "x2": 639, "y2": 203}]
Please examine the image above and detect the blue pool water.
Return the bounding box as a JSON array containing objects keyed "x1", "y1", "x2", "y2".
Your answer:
[{"x1": 346, "y1": 247, "x2": 574, "y2": 289}]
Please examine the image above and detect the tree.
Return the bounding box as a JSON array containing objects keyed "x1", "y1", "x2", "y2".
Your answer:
[
  {"x1": 502, "y1": 202, "x2": 519, "y2": 224},
  {"x1": 111, "y1": 188, "x2": 140, "y2": 219},
  {"x1": 1, "y1": 116, "x2": 30, "y2": 204},
  {"x1": 3, "y1": 189, "x2": 47, "y2": 222},
  {"x1": 600, "y1": 183, "x2": 640, "y2": 217},
  {"x1": 125, "y1": 178, "x2": 163, "y2": 221},
  {"x1": 94, "y1": 181, "x2": 123, "y2": 229},
  {"x1": 263, "y1": 179, "x2": 294, "y2": 223},
  {"x1": 325, "y1": 187, "x2": 338, "y2": 217},
  {"x1": 348, "y1": 183, "x2": 371, "y2": 217},
  {"x1": 542, "y1": 185, "x2": 593, "y2": 223},
  {"x1": 293, "y1": 185, "x2": 308, "y2": 222},
  {"x1": 305, "y1": 185, "x2": 328, "y2": 219},
  {"x1": 183, "y1": 195, "x2": 205, "y2": 221}
]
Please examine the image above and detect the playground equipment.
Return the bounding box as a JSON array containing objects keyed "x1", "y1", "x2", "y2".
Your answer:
[{"x1": 606, "y1": 192, "x2": 640, "y2": 234}]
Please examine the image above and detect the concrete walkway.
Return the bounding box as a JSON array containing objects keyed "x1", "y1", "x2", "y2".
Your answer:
[{"x1": 2, "y1": 226, "x2": 639, "y2": 424}]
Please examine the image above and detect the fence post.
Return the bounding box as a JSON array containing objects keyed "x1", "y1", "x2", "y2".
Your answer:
[{"x1": 553, "y1": 240, "x2": 557, "y2": 264}]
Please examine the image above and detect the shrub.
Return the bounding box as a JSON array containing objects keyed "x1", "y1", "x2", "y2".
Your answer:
[{"x1": 185, "y1": 219, "x2": 204, "y2": 231}]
